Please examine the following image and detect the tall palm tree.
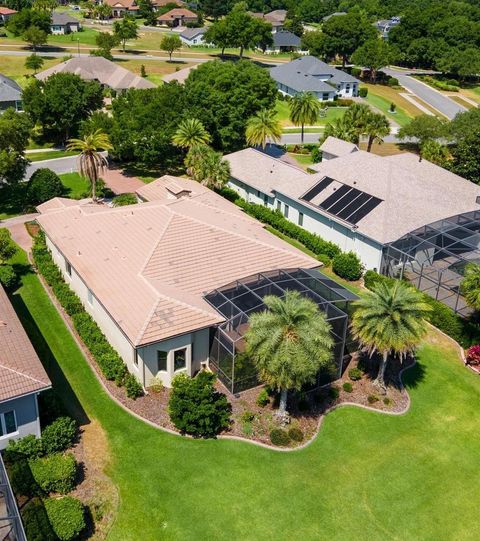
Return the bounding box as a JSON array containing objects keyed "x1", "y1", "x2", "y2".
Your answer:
[
  {"x1": 245, "y1": 109, "x2": 282, "y2": 149},
  {"x1": 351, "y1": 281, "x2": 431, "y2": 390},
  {"x1": 245, "y1": 290, "x2": 333, "y2": 417},
  {"x1": 67, "y1": 130, "x2": 113, "y2": 202},
  {"x1": 365, "y1": 112, "x2": 390, "y2": 152},
  {"x1": 344, "y1": 103, "x2": 372, "y2": 144},
  {"x1": 172, "y1": 118, "x2": 211, "y2": 149},
  {"x1": 461, "y1": 263, "x2": 480, "y2": 311},
  {"x1": 185, "y1": 144, "x2": 230, "y2": 189},
  {"x1": 322, "y1": 117, "x2": 358, "y2": 144},
  {"x1": 289, "y1": 92, "x2": 321, "y2": 143}
]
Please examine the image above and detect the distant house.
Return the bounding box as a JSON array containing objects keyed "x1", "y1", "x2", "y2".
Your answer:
[
  {"x1": 0, "y1": 74, "x2": 22, "y2": 112},
  {"x1": 270, "y1": 55, "x2": 360, "y2": 100},
  {"x1": 375, "y1": 16, "x2": 401, "y2": 39},
  {"x1": 152, "y1": 0, "x2": 185, "y2": 10},
  {"x1": 50, "y1": 12, "x2": 81, "y2": 35},
  {"x1": 251, "y1": 9, "x2": 287, "y2": 32},
  {"x1": 103, "y1": 0, "x2": 139, "y2": 18},
  {"x1": 0, "y1": 6, "x2": 17, "y2": 23},
  {"x1": 157, "y1": 8, "x2": 197, "y2": 27},
  {"x1": 265, "y1": 30, "x2": 301, "y2": 53},
  {"x1": 0, "y1": 285, "x2": 51, "y2": 450},
  {"x1": 36, "y1": 56, "x2": 156, "y2": 91},
  {"x1": 179, "y1": 26, "x2": 208, "y2": 46}
]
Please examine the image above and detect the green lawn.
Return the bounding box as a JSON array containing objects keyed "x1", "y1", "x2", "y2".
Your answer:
[
  {"x1": 27, "y1": 150, "x2": 78, "y2": 162},
  {"x1": 8, "y1": 239, "x2": 480, "y2": 539},
  {"x1": 59, "y1": 172, "x2": 90, "y2": 199},
  {"x1": 365, "y1": 92, "x2": 412, "y2": 127},
  {"x1": 275, "y1": 100, "x2": 347, "y2": 127}
]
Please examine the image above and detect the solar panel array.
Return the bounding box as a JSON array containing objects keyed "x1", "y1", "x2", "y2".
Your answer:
[{"x1": 301, "y1": 177, "x2": 382, "y2": 226}]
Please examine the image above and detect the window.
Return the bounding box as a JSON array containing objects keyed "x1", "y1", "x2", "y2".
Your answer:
[
  {"x1": 87, "y1": 289, "x2": 93, "y2": 305},
  {"x1": 298, "y1": 212, "x2": 304, "y2": 226},
  {"x1": 134, "y1": 350, "x2": 138, "y2": 367},
  {"x1": 157, "y1": 351, "x2": 167, "y2": 372},
  {"x1": 174, "y1": 348, "x2": 187, "y2": 372},
  {"x1": 65, "y1": 260, "x2": 71, "y2": 277},
  {"x1": 276, "y1": 200, "x2": 281, "y2": 211},
  {"x1": 0, "y1": 411, "x2": 17, "y2": 437},
  {"x1": 284, "y1": 204, "x2": 289, "y2": 218},
  {"x1": 256, "y1": 190, "x2": 261, "y2": 198},
  {"x1": 322, "y1": 93, "x2": 330, "y2": 100},
  {"x1": 263, "y1": 193, "x2": 268, "y2": 206}
]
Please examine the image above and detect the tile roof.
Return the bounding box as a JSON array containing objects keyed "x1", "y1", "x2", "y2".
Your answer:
[
  {"x1": 0, "y1": 285, "x2": 51, "y2": 403},
  {"x1": 0, "y1": 73, "x2": 22, "y2": 103},
  {"x1": 37, "y1": 177, "x2": 317, "y2": 346},
  {"x1": 36, "y1": 197, "x2": 90, "y2": 214},
  {"x1": 51, "y1": 12, "x2": 80, "y2": 25},
  {"x1": 157, "y1": 8, "x2": 197, "y2": 20},
  {"x1": 104, "y1": 0, "x2": 139, "y2": 9},
  {"x1": 36, "y1": 56, "x2": 155, "y2": 90},
  {"x1": 320, "y1": 136, "x2": 359, "y2": 157},
  {"x1": 180, "y1": 26, "x2": 207, "y2": 39},
  {"x1": 0, "y1": 7, "x2": 17, "y2": 15},
  {"x1": 272, "y1": 30, "x2": 301, "y2": 48}
]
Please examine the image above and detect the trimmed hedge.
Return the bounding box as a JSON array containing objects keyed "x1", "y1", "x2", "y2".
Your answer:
[
  {"x1": 0, "y1": 264, "x2": 16, "y2": 289},
  {"x1": 332, "y1": 251, "x2": 364, "y2": 281},
  {"x1": 44, "y1": 496, "x2": 85, "y2": 541},
  {"x1": 22, "y1": 499, "x2": 57, "y2": 541},
  {"x1": 32, "y1": 232, "x2": 143, "y2": 398},
  {"x1": 42, "y1": 417, "x2": 77, "y2": 455},
  {"x1": 29, "y1": 453, "x2": 77, "y2": 495}
]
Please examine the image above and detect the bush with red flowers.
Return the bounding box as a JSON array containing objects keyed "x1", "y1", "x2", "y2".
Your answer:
[{"x1": 466, "y1": 345, "x2": 480, "y2": 365}]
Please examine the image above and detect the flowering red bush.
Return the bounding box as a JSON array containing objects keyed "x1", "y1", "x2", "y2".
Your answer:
[{"x1": 466, "y1": 345, "x2": 480, "y2": 365}]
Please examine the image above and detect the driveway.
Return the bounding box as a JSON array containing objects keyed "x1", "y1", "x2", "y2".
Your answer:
[{"x1": 384, "y1": 68, "x2": 466, "y2": 119}]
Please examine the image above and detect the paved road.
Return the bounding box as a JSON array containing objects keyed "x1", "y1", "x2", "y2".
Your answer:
[
  {"x1": 25, "y1": 155, "x2": 79, "y2": 179},
  {"x1": 279, "y1": 133, "x2": 403, "y2": 145},
  {"x1": 384, "y1": 68, "x2": 466, "y2": 119}
]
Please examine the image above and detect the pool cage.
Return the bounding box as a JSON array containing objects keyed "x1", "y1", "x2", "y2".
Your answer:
[
  {"x1": 381, "y1": 211, "x2": 480, "y2": 317},
  {"x1": 204, "y1": 268, "x2": 358, "y2": 394}
]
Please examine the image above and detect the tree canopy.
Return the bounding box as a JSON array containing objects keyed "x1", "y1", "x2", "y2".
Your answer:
[
  {"x1": 0, "y1": 109, "x2": 32, "y2": 185},
  {"x1": 113, "y1": 15, "x2": 138, "y2": 52}
]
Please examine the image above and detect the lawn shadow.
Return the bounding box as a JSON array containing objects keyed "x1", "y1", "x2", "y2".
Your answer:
[
  {"x1": 402, "y1": 359, "x2": 426, "y2": 390},
  {"x1": 9, "y1": 292, "x2": 89, "y2": 426}
]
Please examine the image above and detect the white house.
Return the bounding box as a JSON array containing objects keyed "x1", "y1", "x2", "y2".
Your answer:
[
  {"x1": 179, "y1": 27, "x2": 208, "y2": 46},
  {"x1": 270, "y1": 56, "x2": 360, "y2": 100},
  {"x1": 50, "y1": 12, "x2": 81, "y2": 35}
]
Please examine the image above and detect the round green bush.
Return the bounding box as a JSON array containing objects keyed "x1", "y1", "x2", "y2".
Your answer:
[
  {"x1": 317, "y1": 253, "x2": 331, "y2": 267},
  {"x1": 22, "y1": 499, "x2": 57, "y2": 541},
  {"x1": 348, "y1": 367, "x2": 362, "y2": 381},
  {"x1": 44, "y1": 496, "x2": 85, "y2": 541},
  {"x1": 124, "y1": 373, "x2": 144, "y2": 399},
  {"x1": 4, "y1": 434, "x2": 43, "y2": 462},
  {"x1": 343, "y1": 382, "x2": 353, "y2": 393},
  {"x1": 288, "y1": 427, "x2": 304, "y2": 442},
  {"x1": 29, "y1": 453, "x2": 77, "y2": 494},
  {"x1": 26, "y1": 168, "x2": 64, "y2": 205},
  {"x1": 42, "y1": 417, "x2": 77, "y2": 455},
  {"x1": 332, "y1": 251, "x2": 364, "y2": 281},
  {"x1": 367, "y1": 394, "x2": 379, "y2": 404},
  {"x1": 270, "y1": 428, "x2": 290, "y2": 446},
  {"x1": 358, "y1": 86, "x2": 368, "y2": 97},
  {"x1": 256, "y1": 388, "x2": 269, "y2": 407},
  {"x1": 329, "y1": 386, "x2": 340, "y2": 400},
  {"x1": 388, "y1": 77, "x2": 399, "y2": 87},
  {"x1": 0, "y1": 264, "x2": 16, "y2": 289}
]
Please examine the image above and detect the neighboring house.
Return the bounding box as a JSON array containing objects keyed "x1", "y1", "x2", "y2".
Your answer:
[
  {"x1": 320, "y1": 136, "x2": 358, "y2": 161},
  {"x1": 179, "y1": 26, "x2": 208, "y2": 46},
  {"x1": 0, "y1": 285, "x2": 51, "y2": 450},
  {"x1": 224, "y1": 139, "x2": 480, "y2": 316},
  {"x1": 252, "y1": 9, "x2": 287, "y2": 32},
  {"x1": 0, "y1": 6, "x2": 17, "y2": 23},
  {"x1": 270, "y1": 56, "x2": 360, "y2": 100},
  {"x1": 152, "y1": 0, "x2": 185, "y2": 9},
  {"x1": 375, "y1": 16, "x2": 401, "y2": 39},
  {"x1": 36, "y1": 176, "x2": 355, "y2": 393},
  {"x1": 50, "y1": 12, "x2": 81, "y2": 34},
  {"x1": 157, "y1": 8, "x2": 197, "y2": 27},
  {"x1": 0, "y1": 74, "x2": 22, "y2": 112},
  {"x1": 265, "y1": 30, "x2": 301, "y2": 53},
  {"x1": 36, "y1": 56, "x2": 156, "y2": 91},
  {"x1": 103, "y1": 0, "x2": 139, "y2": 18}
]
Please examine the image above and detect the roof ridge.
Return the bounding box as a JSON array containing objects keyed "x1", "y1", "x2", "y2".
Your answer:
[
  {"x1": 243, "y1": 148, "x2": 308, "y2": 174},
  {"x1": 138, "y1": 210, "x2": 175, "y2": 277},
  {"x1": 0, "y1": 362, "x2": 50, "y2": 387}
]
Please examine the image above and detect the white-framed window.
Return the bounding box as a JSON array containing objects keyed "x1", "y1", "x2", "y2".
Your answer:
[
  {"x1": 87, "y1": 289, "x2": 93, "y2": 305},
  {"x1": 284, "y1": 204, "x2": 289, "y2": 218},
  {"x1": 276, "y1": 200, "x2": 281, "y2": 211},
  {"x1": 0, "y1": 410, "x2": 17, "y2": 437},
  {"x1": 157, "y1": 351, "x2": 168, "y2": 372},
  {"x1": 298, "y1": 212, "x2": 304, "y2": 226},
  {"x1": 65, "y1": 260, "x2": 72, "y2": 277},
  {"x1": 174, "y1": 348, "x2": 187, "y2": 372}
]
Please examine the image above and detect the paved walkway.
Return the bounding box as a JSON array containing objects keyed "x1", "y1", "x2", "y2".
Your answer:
[
  {"x1": 1, "y1": 213, "x2": 38, "y2": 252},
  {"x1": 102, "y1": 168, "x2": 144, "y2": 195}
]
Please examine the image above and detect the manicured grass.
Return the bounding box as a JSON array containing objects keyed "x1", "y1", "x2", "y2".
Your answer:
[
  {"x1": 27, "y1": 150, "x2": 78, "y2": 162},
  {"x1": 448, "y1": 94, "x2": 475, "y2": 109},
  {"x1": 358, "y1": 142, "x2": 407, "y2": 156},
  {"x1": 47, "y1": 27, "x2": 100, "y2": 47},
  {"x1": 114, "y1": 58, "x2": 194, "y2": 80},
  {"x1": 363, "y1": 83, "x2": 426, "y2": 118},
  {"x1": 365, "y1": 91, "x2": 412, "y2": 127},
  {"x1": 0, "y1": 56, "x2": 62, "y2": 83},
  {"x1": 59, "y1": 172, "x2": 90, "y2": 199},
  {"x1": 287, "y1": 152, "x2": 314, "y2": 168},
  {"x1": 275, "y1": 100, "x2": 347, "y2": 127}
]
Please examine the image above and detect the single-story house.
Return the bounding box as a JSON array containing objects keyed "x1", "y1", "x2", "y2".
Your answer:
[
  {"x1": 103, "y1": 0, "x2": 139, "y2": 18},
  {"x1": 50, "y1": 12, "x2": 81, "y2": 34},
  {"x1": 375, "y1": 16, "x2": 401, "y2": 39},
  {"x1": 0, "y1": 285, "x2": 51, "y2": 450},
  {"x1": 0, "y1": 6, "x2": 17, "y2": 23},
  {"x1": 152, "y1": 0, "x2": 185, "y2": 10},
  {"x1": 36, "y1": 56, "x2": 156, "y2": 91},
  {"x1": 320, "y1": 136, "x2": 359, "y2": 161},
  {"x1": 224, "y1": 139, "x2": 480, "y2": 316},
  {"x1": 0, "y1": 73, "x2": 22, "y2": 112},
  {"x1": 157, "y1": 8, "x2": 197, "y2": 27},
  {"x1": 271, "y1": 56, "x2": 360, "y2": 100},
  {"x1": 265, "y1": 30, "x2": 301, "y2": 53},
  {"x1": 252, "y1": 9, "x2": 287, "y2": 32},
  {"x1": 179, "y1": 26, "x2": 208, "y2": 46},
  {"x1": 36, "y1": 176, "x2": 355, "y2": 392}
]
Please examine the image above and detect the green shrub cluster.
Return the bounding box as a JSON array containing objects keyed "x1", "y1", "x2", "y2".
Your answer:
[
  {"x1": 256, "y1": 388, "x2": 270, "y2": 407},
  {"x1": 329, "y1": 386, "x2": 340, "y2": 400},
  {"x1": 270, "y1": 428, "x2": 290, "y2": 446},
  {"x1": 9, "y1": 459, "x2": 39, "y2": 498},
  {"x1": 367, "y1": 394, "x2": 379, "y2": 404},
  {"x1": 22, "y1": 499, "x2": 57, "y2": 541},
  {"x1": 32, "y1": 232, "x2": 143, "y2": 398},
  {"x1": 387, "y1": 77, "x2": 399, "y2": 87},
  {"x1": 358, "y1": 86, "x2": 368, "y2": 97},
  {"x1": 343, "y1": 382, "x2": 353, "y2": 393},
  {"x1": 29, "y1": 453, "x2": 77, "y2": 495},
  {"x1": 112, "y1": 193, "x2": 137, "y2": 207},
  {"x1": 44, "y1": 496, "x2": 85, "y2": 541},
  {"x1": 348, "y1": 367, "x2": 362, "y2": 381},
  {"x1": 0, "y1": 264, "x2": 16, "y2": 289},
  {"x1": 332, "y1": 251, "x2": 364, "y2": 281},
  {"x1": 420, "y1": 75, "x2": 459, "y2": 92},
  {"x1": 288, "y1": 427, "x2": 304, "y2": 442},
  {"x1": 42, "y1": 417, "x2": 77, "y2": 455}
]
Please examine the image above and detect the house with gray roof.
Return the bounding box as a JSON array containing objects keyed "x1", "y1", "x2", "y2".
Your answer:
[
  {"x1": 265, "y1": 30, "x2": 301, "y2": 53},
  {"x1": 0, "y1": 74, "x2": 22, "y2": 112},
  {"x1": 179, "y1": 26, "x2": 209, "y2": 46},
  {"x1": 270, "y1": 55, "x2": 360, "y2": 100},
  {"x1": 51, "y1": 12, "x2": 81, "y2": 34},
  {"x1": 375, "y1": 16, "x2": 401, "y2": 39}
]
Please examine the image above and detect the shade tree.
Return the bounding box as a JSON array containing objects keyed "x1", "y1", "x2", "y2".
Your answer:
[
  {"x1": 0, "y1": 109, "x2": 32, "y2": 185},
  {"x1": 25, "y1": 53, "x2": 44, "y2": 74},
  {"x1": 160, "y1": 33, "x2": 182, "y2": 61},
  {"x1": 113, "y1": 15, "x2": 138, "y2": 52},
  {"x1": 351, "y1": 38, "x2": 394, "y2": 82}
]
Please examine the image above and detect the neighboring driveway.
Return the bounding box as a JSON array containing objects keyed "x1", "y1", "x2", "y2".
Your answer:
[
  {"x1": 102, "y1": 168, "x2": 144, "y2": 195},
  {"x1": 1, "y1": 213, "x2": 38, "y2": 252},
  {"x1": 25, "y1": 155, "x2": 80, "y2": 180},
  {"x1": 384, "y1": 68, "x2": 467, "y2": 119}
]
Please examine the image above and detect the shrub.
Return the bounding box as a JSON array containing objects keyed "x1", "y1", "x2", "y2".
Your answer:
[
  {"x1": 0, "y1": 228, "x2": 16, "y2": 263},
  {"x1": 4, "y1": 434, "x2": 43, "y2": 462},
  {"x1": 317, "y1": 253, "x2": 331, "y2": 267},
  {"x1": 358, "y1": 86, "x2": 368, "y2": 97},
  {"x1": 383, "y1": 397, "x2": 391, "y2": 405},
  {"x1": 348, "y1": 367, "x2": 362, "y2": 381},
  {"x1": 0, "y1": 264, "x2": 16, "y2": 289},
  {"x1": 124, "y1": 373, "x2": 144, "y2": 399},
  {"x1": 310, "y1": 146, "x2": 322, "y2": 163},
  {"x1": 112, "y1": 193, "x2": 137, "y2": 207},
  {"x1": 44, "y1": 496, "x2": 85, "y2": 541},
  {"x1": 148, "y1": 376, "x2": 164, "y2": 393},
  {"x1": 367, "y1": 394, "x2": 379, "y2": 404},
  {"x1": 388, "y1": 77, "x2": 399, "y2": 87},
  {"x1": 343, "y1": 382, "x2": 353, "y2": 393},
  {"x1": 22, "y1": 499, "x2": 57, "y2": 541},
  {"x1": 466, "y1": 345, "x2": 480, "y2": 365},
  {"x1": 329, "y1": 386, "x2": 340, "y2": 400},
  {"x1": 240, "y1": 410, "x2": 255, "y2": 423},
  {"x1": 42, "y1": 417, "x2": 77, "y2": 455},
  {"x1": 168, "y1": 372, "x2": 231, "y2": 437},
  {"x1": 26, "y1": 168, "x2": 64, "y2": 206},
  {"x1": 270, "y1": 428, "x2": 290, "y2": 446},
  {"x1": 389, "y1": 102, "x2": 397, "y2": 112},
  {"x1": 332, "y1": 251, "x2": 364, "y2": 281},
  {"x1": 288, "y1": 427, "x2": 304, "y2": 442},
  {"x1": 9, "y1": 459, "x2": 39, "y2": 497},
  {"x1": 29, "y1": 453, "x2": 77, "y2": 494},
  {"x1": 256, "y1": 388, "x2": 270, "y2": 407}
]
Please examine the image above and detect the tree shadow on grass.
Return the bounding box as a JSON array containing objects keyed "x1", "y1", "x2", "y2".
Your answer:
[
  {"x1": 402, "y1": 360, "x2": 427, "y2": 391},
  {"x1": 8, "y1": 292, "x2": 89, "y2": 426}
]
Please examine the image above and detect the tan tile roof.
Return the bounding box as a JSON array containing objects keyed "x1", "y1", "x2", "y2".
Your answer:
[
  {"x1": 0, "y1": 286, "x2": 51, "y2": 403},
  {"x1": 104, "y1": 0, "x2": 138, "y2": 9},
  {"x1": 38, "y1": 179, "x2": 317, "y2": 346},
  {"x1": 36, "y1": 197, "x2": 90, "y2": 214},
  {"x1": 0, "y1": 7, "x2": 17, "y2": 14},
  {"x1": 157, "y1": 8, "x2": 197, "y2": 20},
  {"x1": 320, "y1": 136, "x2": 358, "y2": 157}
]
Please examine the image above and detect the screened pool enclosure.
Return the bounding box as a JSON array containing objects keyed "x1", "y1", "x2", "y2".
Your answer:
[
  {"x1": 381, "y1": 211, "x2": 480, "y2": 317},
  {"x1": 204, "y1": 268, "x2": 358, "y2": 394}
]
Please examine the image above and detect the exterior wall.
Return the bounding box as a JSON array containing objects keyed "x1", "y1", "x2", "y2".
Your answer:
[
  {"x1": 0, "y1": 394, "x2": 41, "y2": 450},
  {"x1": 276, "y1": 81, "x2": 336, "y2": 101},
  {"x1": 337, "y1": 81, "x2": 358, "y2": 97},
  {"x1": 51, "y1": 25, "x2": 66, "y2": 34}
]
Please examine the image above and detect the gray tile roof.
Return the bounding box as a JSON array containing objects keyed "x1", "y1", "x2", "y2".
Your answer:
[
  {"x1": 51, "y1": 12, "x2": 80, "y2": 25},
  {"x1": 180, "y1": 26, "x2": 207, "y2": 39},
  {"x1": 0, "y1": 74, "x2": 22, "y2": 103},
  {"x1": 272, "y1": 30, "x2": 301, "y2": 48}
]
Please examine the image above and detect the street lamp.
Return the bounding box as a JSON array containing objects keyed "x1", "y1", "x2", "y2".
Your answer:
[{"x1": 77, "y1": 38, "x2": 80, "y2": 57}]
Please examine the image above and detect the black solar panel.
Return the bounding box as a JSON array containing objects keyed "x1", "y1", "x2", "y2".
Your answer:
[
  {"x1": 347, "y1": 196, "x2": 382, "y2": 224},
  {"x1": 302, "y1": 177, "x2": 333, "y2": 202},
  {"x1": 337, "y1": 192, "x2": 371, "y2": 220},
  {"x1": 328, "y1": 188, "x2": 362, "y2": 215},
  {"x1": 320, "y1": 184, "x2": 351, "y2": 210}
]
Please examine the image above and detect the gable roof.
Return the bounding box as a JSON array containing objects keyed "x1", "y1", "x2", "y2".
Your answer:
[
  {"x1": 251, "y1": 9, "x2": 286, "y2": 25},
  {"x1": 0, "y1": 285, "x2": 50, "y2": 403},
  {"x1": 0, "y1": 6, "x2": 17, "y2": 15},
  {"x1": 51, "y1": 12, "x2": 80, "y2": 25},
  {"x1": 272, "y1": 30, "x2": 301, "y2": 47},
  {"x1": 157, "y1": 7, "x2": 197, "y2": 20},
  {"x1": 36, "y1": 56, "x2": 156, "y2": 90},
  {"x1": 320, "y1": 136, "x2": 359, "y2": 157},
  {"x1": 180, "y1": 26, "x2": 207, "y2": 39},
  {"x1": 0, "y1": 73, "x2": 22, "y2": 103},
  {"x1": 104, "y1": 0, "x2": 139, "y2": 9},
  {"x1": 37, "y1": 178, "x2": 318, "y2": 346}
]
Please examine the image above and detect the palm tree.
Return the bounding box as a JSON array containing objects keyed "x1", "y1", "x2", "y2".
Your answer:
[
  {"x1": 461, "y1": 263, "x2": 480, "y2": 311},
  {"x1": 351, "y1": 282, "x2": 431, "y2": 391},
  {"x1": 67, "y1": 130, "x2": 113, "y2": 202},
  {"x1": 245, "y1": 109, "x2": 282, "y2": 149},
  {"x1": 289, "y1": 92, "x2": 321, "y2": 143},
  {"x1": 365, "y1": 112, "x2": 390, "y2": 152},
  {"x1": 344, "y1": 103, "x2": 372, "y2": 144},
  {"x1": 245, "y1": 290, "x2": 333, "y2": 417},
  {"x1": 185, "y1": 144, "x2": 230, "y2": 189},
  {"x1": 172, "y1": 118, "x2": 211, "y2": 149},
  {"x1": 322, "y1": 117, "x2": 358, "y2": 144}
]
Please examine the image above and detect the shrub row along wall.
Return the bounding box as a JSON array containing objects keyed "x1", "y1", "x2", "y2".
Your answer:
[{"x1": 32, "y1": 232, "x2": 143, "y2": 399}]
